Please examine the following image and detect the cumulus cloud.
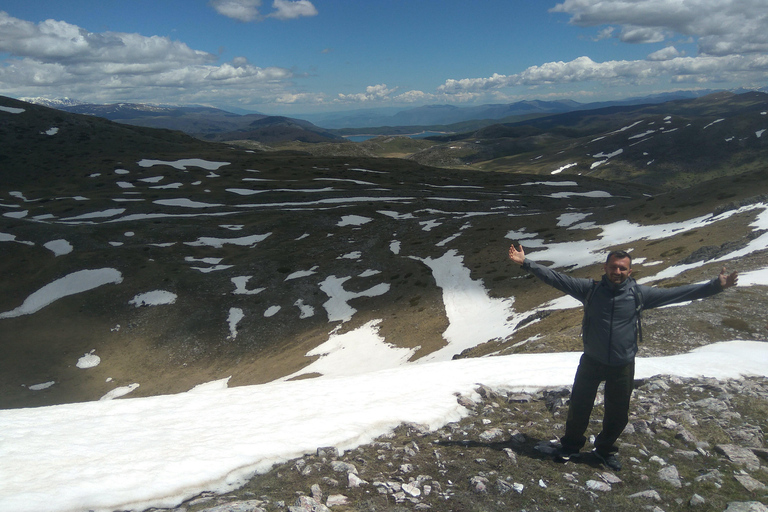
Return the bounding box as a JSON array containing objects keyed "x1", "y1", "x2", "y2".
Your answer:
[
  {"x1": 269, "y1": 0, "x2": 318, "y2": 20},
  {"x1": 210, "y1": 0, "x2": 263, "y2": 22},
  {"x1": 210, "y1": 0, "x2": 317, "y2": 22},
  {"x1": 551, "y1": 0, "x2": 768, "y2": 56},
  {"x1": 438, "y1": 53, "x2": 768, "y2": 96},
  {"x1": 436, "y1": 1, "x2": 768, "y2": 100},
  {"x1": 647, "y1": 46, "x2": 685, "y2": 61},
  {"x1": 0, "y1": 11, "x2": 295, "y2": 106},
  {"x1": 336, "y1": 84, "x2": 398, "y2": 103}
]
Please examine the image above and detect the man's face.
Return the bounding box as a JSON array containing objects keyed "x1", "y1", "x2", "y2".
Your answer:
[{"x1": 604, "y1": 256, "x2": 632, "y2": 284}]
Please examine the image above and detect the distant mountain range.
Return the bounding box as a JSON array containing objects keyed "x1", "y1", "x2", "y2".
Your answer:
[{"x1": 24, "y1": 89, "x2": 767, "y2": 142}]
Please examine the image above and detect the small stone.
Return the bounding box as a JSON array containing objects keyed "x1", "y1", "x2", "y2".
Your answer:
[
  {"x1": 496, "y1": 479, "x2": 514, "y2": 494},
  {"x1": 457, "y1": 395, "x2": 477, "y2": 408},
  {"x1": 633, "y1": 419, "x2": 653, "y2": 435},
  {"x1": 734, "y1": 473, "x2": 767, "y2": 492},
  {"x1": 325, "y1": 495, "x2": 348, "y2": 508},
  {"x1": 512, "y1": 482, "x2": 524, "y2": 494},
  {"x1": 470, "y1": 476, "x2": 489, "y2": 493},
  {"x1": 599, "y1": 471, "x2": 622, "y2": 484},
  {"x1": 199, "y1": 501, "x2": 266, "y2": 512},
  {"x1": 660, "y1": 418, "x2": 678, "y2": 429},
  {"x1": 694, "y1": 469, "x2": 723, "y2": 484},
  {"x1": 479, "y1": 428, "x2": 504, "y2": 442},
  {"x1": 628, "y1": 490, "x2": 662, "y2": 502},
  {"x1": 330, "y1": 461, "x2": 358, "y2": 475},
  {"x1": 289, "y1": 495, "x2": 329, "y2": 512},
  {"x1": 402, "y1": 483, "x2": 421, "y2": 497},
  {"x1": 348, "y1": 473, "x2": 367, "y2": 488},
  {"x1": 716, "y1": 444, "x2": 762, "y2": 471},
  {"x1": 658, "y1": 465, "x2": 682, "y2": 488},
  {"x1": 317, "y1": 447, "x2": 339, "y2": 459},
  {"x1": 586, "y1": 480, "x2": 611, "y2": 492},
  {"x1": 724, "y1": 502, "x2": 768, "y2": 512},
  {"x1": 673, "y1": 449, "x2": 699, "y2": 460},
  {"x1": 690, "y1": 493, "x2": 706, "y2": 507},
  {"x1": 693, "y1": 397, "x2": 729, "y2": 412}
]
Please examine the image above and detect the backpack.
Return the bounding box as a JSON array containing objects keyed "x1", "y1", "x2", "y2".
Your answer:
[{"x1": 582, "y1": 279, "x2": 645, "y2": 342}]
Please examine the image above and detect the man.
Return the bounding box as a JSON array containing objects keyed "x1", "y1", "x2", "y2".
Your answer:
[{"x1": 508, "y1": 244, "x2": 738, "y2": 471}]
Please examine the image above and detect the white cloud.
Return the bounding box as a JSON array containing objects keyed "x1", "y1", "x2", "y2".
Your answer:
[
  {"x1": 336, "y1": 84, "x2": 398, "y2": 103},
  {"x1": 434, "y1": 1, "x2": 768, "y2": 101},
  {"x1": 619, "y1": 25, "x2": 668, "y2": 44},
  {"x1": 438, "y1": 53, "x2": 768, "y2": 96},
  {"x1": 551, "y1": 0, "x2": 768, "y2": 56},
  {"x1": 394, "y1": 90, "x2": 435, "y2": 103},
  {"x1": 0, "y1": 13, "x2": 212, "y2": 66},
  {"x1": 648, "y1": 46, "x2": 685, "y2": 61},
  {"x1": 269, "y1": 0, "x2": 318, "y2": 20},
  {"x1": 210, "y1": 0, "x2": 263, "y2": 22},
  {"x1": 210, "y1": 0, "x2": 318, "y2": 22},
  {"x1": 0, "y1": 12, "x2": 296, "y2": 106}
]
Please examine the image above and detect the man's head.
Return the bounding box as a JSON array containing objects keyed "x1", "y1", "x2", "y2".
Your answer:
[{"x1": 604, "y1": 250, "x2": 632, "y2": 284}]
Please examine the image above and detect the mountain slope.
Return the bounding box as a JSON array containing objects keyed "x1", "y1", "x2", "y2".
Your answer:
[
  {"x1": 2, "y1": 96, "x2": 767, "y2": 411},
  {"x1": 411, "y1": 91, "x2": 768, "y2": 188}
]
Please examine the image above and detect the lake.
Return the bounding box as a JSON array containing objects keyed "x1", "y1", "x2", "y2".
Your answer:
[{"x1": 344, "y1": 131, "x2": 448, "y2": 142}]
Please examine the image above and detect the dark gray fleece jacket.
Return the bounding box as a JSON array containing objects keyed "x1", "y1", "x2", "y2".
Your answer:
[{"x1": 522, "y1": 259, "x2": 724, "y2": 366}]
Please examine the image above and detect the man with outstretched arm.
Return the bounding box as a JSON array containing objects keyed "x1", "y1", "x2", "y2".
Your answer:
[{"x1": 508, "y1": 244, "x2": 738, "y2": 471}]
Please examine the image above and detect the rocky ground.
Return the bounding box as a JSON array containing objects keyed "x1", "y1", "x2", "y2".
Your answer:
[{"x1": 149, "y1": 373, "x2": 768, "y2": 512}]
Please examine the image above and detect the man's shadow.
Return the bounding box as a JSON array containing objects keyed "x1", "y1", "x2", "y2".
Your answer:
[{"x1": 433, "y1": 435, "x2": 604, "y2": 470}]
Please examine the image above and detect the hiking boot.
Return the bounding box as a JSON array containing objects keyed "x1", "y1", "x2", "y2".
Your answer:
[
  {"x1": 594, "y1": 451, "x2": 622, "y2": 471},
  {"x1": 554, "y1": 445, "x2": 581, "y2": 461}
]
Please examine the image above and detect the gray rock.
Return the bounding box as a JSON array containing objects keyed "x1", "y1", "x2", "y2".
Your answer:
[
  {"x1": 508, "y1": 392, "x2": 534, "y2": 403},
  {"x1": 694, "y1": 469, "x2": 723, "y2": 484},
  {"x1": 470, "y1": 476, "x2": 489, "y2": 493},
  {"x1": 496, "y1": 479, "x2": 515, "y2": 494},
  {"x1": 689, "y1": 493, "x2": 706, "y2": 507},
  {"x1": 724, "y1": 502, "x2": 768, "y2": 512},
  {"x1": 734, "y1": 473, "x2": 767, "y2": 492},
  {"x1": 402, "y1": 482, "x2": 421, "y2": 497},
  {"x1": 727, "y1": 424, "x2": 764, "y2": 447},
  {"x1": 288, "y1": 495, "x2": 329, "y2": 512},
  {"x1": 586, "y1": 480, "x2": 611, "y2": 492},
  {"x1": 457, "y1": 395, "x2": 477, "y2": 408},
  {"x1": 316, "y1": 447, "x2": 339, "y2": 459},
  {"x1": 716, "y1": 444, "x2": 762, "y2": 471},
  {"x1": 479, "y1": 428, "x2": 504, "y2": 442},
  {"x1": 348, "y1": 473, "x2": 367, "y2": 488},
  {"x1": 325, "y1": 495, "x2": 348, "y2": 507},
  {"x1": 692, "y1": 397, "x2": 729, "y2": 412},
  {"x1": 628, "y1": 490, "x2": 662, "y2": 502},
  {"x1": 199, "y1": 501, "x2": 266, "y2": 512},
  {"x1": 657, "y1": 465, "x2": 682, "y2": 488},
  {"x1": 675, "y1": 428, "x2": 698, "y2": 444},
  {"x1": 599, "y1": 471, "x2": 622, "y2": 484},
  {"x1": 329, "y1": 461, "x2": 358, "y2": 475}
]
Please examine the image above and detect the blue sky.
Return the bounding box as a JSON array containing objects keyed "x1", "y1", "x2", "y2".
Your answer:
[{"x1": 0, "y1": 1, "x2": 766, "y2": 115}]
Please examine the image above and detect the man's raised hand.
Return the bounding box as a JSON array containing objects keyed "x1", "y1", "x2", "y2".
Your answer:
[
  {"x1": 719, "y1": 267, "x2": 738, "y2": 289},
  {"x1": 509, "y1": 244, "x2": 526, "y2": 265}
]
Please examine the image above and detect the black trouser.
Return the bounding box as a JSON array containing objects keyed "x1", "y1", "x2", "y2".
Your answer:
[{"x1": 560, "y1": 353, "x2": 635, "y2": 456}]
